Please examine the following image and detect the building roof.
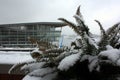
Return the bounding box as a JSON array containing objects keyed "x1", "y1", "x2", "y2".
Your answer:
[{"x1": 0, "y1": 22, "x2": 67, "y2": 27}]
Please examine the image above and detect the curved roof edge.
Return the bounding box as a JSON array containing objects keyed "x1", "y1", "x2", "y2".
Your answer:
[{"x1": 0, "y1": 22, "x2": 67, "y2": 27}]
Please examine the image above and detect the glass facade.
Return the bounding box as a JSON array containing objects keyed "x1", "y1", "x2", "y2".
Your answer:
[{"x1": 0, "y1": 22, "x2": 65, "y2": 48}]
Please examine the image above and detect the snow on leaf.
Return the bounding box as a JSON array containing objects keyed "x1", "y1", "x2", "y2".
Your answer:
[
  {"x1": 23, "y1": 70, "x2": 57, "y2": 80},
  {"x1": 40, "y1": 72, "x2": 57, "y2": 80},
  {"x1": 99, "y1": 49, "x2": 120, "y2": 63},
  {"x1": 80, "y1": 54, "x2": 97, "y2": 63},
  {"x1": 21, "y1": 62, "x2": 46, "y2": 72},
  {"x1": 116, "y1": 59, "x2": 120, "y2": 66},
  {"x1": 28, "y1": 67, "x2": 56, "y2": 77},
  {"x1": 58, "y1": 53, "x2": 81, "y2": 71},
  {"x1": 31, "y1": 48, "x2": 43, "y2": 54},
  {"x1": 23, "y1": 75, "x2": 41, "y2": 80},
  {"x1": 85, "y1": 34, "x2": 98, "y2": 49},
  {"x1": 80, "y1": 54, "x2": 99, "y2": 72},
  {"x1": 88, "y1": 57, "x2": 98, "y2": 72},
  {"x1": 106, "y1": 45, "x2": 113, "y2": 50}
]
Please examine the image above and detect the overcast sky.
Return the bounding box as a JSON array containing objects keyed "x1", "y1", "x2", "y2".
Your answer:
[{"x1": 0, "y1": 0, "x2": 120, "y2": 35}]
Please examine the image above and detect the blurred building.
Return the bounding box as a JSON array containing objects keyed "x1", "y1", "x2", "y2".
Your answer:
[{"x1": 0, "y1": 22, "x2": 66, "y2": 48}]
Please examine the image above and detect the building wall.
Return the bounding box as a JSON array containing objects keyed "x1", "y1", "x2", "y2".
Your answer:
[{"x1": 0, "y1": 24, "x2": 61, "y2": 48}]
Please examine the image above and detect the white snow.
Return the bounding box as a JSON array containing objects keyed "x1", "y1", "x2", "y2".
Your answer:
[
  {"x1": 75, "y1": 39, "x2": 82, "y2": 48},
  {"x1": 88, "y1": 57, "x2": 98, "y2": 72},
  {"x1": 0, "y1": 51, "x2": 32, "y2": 64},
  {"x1": 73, "y1": 14, "x2": 84, "y2": 24},
  {"x1": 80, "y1": 55, "x2": 97, "y2": 62},
  {"x1": 80, "y1": 55, "x2": 99, "y2": 72},
  {"x1": 23, "y1": 75, "x2": 41, "y2": 80},
  {"x1": 106, "y1": 45, "x2": 113, "y2": 50},
  {"x1": 22, "y1": 60, "x2": 57, "y2": 80},
  {"x1": 40, "y1": 72, "x2": 57, "y2": 80},
  {"x1": 31, "y1": 48, "x2": 43, "y2": 54},
  {"x1": 92, "y1": 34, "x2": 100, "y2": 43},
  {"x1": 23, "y1": 72, "x2": 57, "y2": 80},
  {"x1": 85, "y1": 35, "x2": 98, "y2": 49},
  {"x1": 28, "y1": 67, "x2": 56, "y2": 77},
  {"x1": 116, "y1": 59, "x2": 120, "y2": 66},
  {"x1": 99, "y1": 49, "x2": 120, "y2": 63},
  {"x1": 21, "y1": 62, "x2": 45, "y2": 72},
  {"x1": 58, "y1": 53, "x2": 81, "y2": 71}
]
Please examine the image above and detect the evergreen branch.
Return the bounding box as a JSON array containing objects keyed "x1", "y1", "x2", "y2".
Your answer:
[
  {"x1": 58, "y1": 18, "x2": 81, "y2": 35},
  {"x1": 29, "y1": 69, "x2": 57, "y2": 77},
  {"x1": 98, "y1": 23, "x2": 120, "y2": 51},
  {"x1": 106, "y1": 22, "x2": 120, "y2": 35},
  {"x1": 98, "y1": 35, "x2": 108, "y2": 51},
  {"x1": 109, "y1": 29, "x2": 119, "y2": 43},
  {"x1": 45, "y1": 48, "x2": 65, "y2": 54},
  {"x1": 74, "y1": 15, "x2": 89, "y2": 35},
  {"x1": 55, "y1": 51, "x2": 79, "y2": 63},
  {"x1": 94, "y1": 20, "x2": 108, "y2": 51},
  {"x1": 75, "y1": 5, "x2": 84, "y2": 22},
  {"x1": 28, "y1": 36, "x2": 37, "y2": 45},
  {"x1": 74, "y1": 6, "x2": 89, "y2": 35},
  {"x1": 76, "y1": 5, "x2": 81, "y2": 16},
  {"x1": 9, "y1": 60, "x2": 38, "y2": 74},
  {"x1": 106, "y1": 23, "x2": 120, "y2": 45},
  {"x1": 9, "y1": 62, "x2": 26, "y2": 74},
  {"x1": 108, "y1": 24, "x2": 120, "y2": 46},
  {"x1": 9, "y1": 59, "x2": 48, "y2": 75},
  {"x1": 94, "y1": 20, "x2": 106, "y2": 36}
]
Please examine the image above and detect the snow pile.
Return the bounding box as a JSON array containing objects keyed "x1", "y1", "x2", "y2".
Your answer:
[{"x1": 58, "y1": 53, "x2": 81, "y2": 71}]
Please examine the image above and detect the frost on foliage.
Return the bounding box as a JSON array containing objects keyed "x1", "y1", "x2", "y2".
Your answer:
[
  {"x1": 23, "y1": 72, "x2": 57, "y2": 80},
  {"x1": 28, "y1": 67, "x2": 56, "y2": 77},
  {"x1": 99, "y1": 48, "x2": 120, "y2": 63},
  {"x1": 106, "y1": 45, "x2": 114, "y2": 50},
  {"x1": 9, "y1": 62, "x2": 26, "y2": 74},
  {"x1": 80, "y1": 55, "x2": 99, "y2": 72},
  {"x1": 88, "y1": 57, "x2": 98, "y2": 72},
  {"x1": 80, "y1": 55, "x2": 96, "y2": 62},
  {"x1": 30, "y1": 48, "x2": 43, "y2": 60},
  {"x1": 23, "y1": 75, "x2": 41, "y2": 80},
  {"x1": 58, "y1": 53, "x2": 81, "y2": 71},
  {"x1": 21, "y1": 62, "x2": 45, "y2": 73},
  {"x1": 9, "y1": 59, "x2": 35, "y2": 74},
  {"x1": 55, "y1": 50, "x2": 79, "y2": 62}
]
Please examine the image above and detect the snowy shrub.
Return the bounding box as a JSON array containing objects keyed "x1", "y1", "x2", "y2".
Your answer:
[
  {"x1": 9, "y1": 6, "x2": 120, "y2": 80},
  {"x1": 58, "y1": 52, "x2": 81, "y2": 71}
]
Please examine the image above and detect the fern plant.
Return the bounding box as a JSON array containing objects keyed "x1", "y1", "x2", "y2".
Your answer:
[{"x1": 9, "y1": 6, "x2": 120, "y2": 80}]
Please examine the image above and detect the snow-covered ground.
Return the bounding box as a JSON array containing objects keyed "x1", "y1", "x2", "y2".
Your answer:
[{"x1": 0, "y1": 51, "x2": 33, "y2": 64}]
